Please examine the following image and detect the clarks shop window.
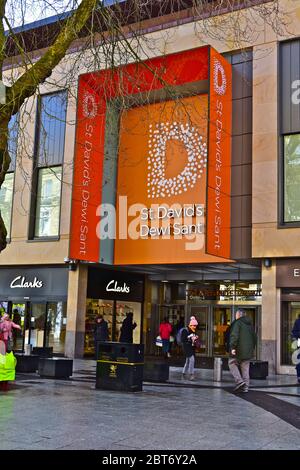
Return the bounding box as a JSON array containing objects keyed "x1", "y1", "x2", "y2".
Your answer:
[
  {"x1": 283, "y1": 135, "x2": 300, "y2": 223},
  {"x1": 85, "y1": 300, "x2": 141, "y2": 355},
  {"x1": 85, "y1": 269, "x2": 144, "y2": 356}
]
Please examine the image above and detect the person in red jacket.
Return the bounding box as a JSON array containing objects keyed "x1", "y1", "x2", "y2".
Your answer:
[{"x1": 159, "y1": 318, "x2": 173, "y2": 358}]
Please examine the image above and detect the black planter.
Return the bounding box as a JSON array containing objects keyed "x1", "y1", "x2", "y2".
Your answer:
[
  {"x1": 15, "y1": 354, "x2": 39, "y2": 373},
  {"x1": 249, "y1": 360, "x2": 268, "y2": 379},
  {"x1": 38, "y1": 358, "x2": 73, "y2": 379},
  {"x1": 96, "y1": 341, "x2": 144, "y2": 362},
  {"x1": 32, "y1": 347, "x2": 53, "y2": 358},
  {"x1": 143, "y1": 362, "x2": 169, "y2": 382}
]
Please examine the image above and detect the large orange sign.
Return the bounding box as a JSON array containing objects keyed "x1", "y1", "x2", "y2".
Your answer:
[
  {"x1": 69, "y1": 76, "x2": 105, "y2": 262},
  {"x1": 206, "y1": 48, "x2": 232, "y2": 258},
  {"x1": 70, "y1": 46, "x2": 232, "y2": 264}
]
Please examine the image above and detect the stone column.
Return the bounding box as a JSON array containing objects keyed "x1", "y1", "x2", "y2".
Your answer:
[
  {"x1": 261, "y1": 261, "x2": 277, "y2": 374},
  {"x1": 65, "y1": 264, "x2": 88, "y2": 358}
]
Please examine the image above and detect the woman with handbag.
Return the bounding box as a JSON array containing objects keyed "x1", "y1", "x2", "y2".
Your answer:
[{"x1": 181, "y1": 316, "x2": 199, "y2": 380}]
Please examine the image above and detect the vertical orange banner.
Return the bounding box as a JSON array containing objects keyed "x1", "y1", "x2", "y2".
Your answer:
[
  {"x1": 206, "y1": 48, "x2": 232, "y2": 259},
  {"x1": 69, "y1": 76, "x2": 105, "y2": 262}
]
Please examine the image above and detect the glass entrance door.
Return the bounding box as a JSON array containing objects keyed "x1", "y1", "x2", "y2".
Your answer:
[
  {"x1": 11, "y1": 303, "x2": 25, "y2": 351},
  {"x1": 213, "y1": 307, "x2": 231, "y2": 356},
  {"x1": 190, "y1": 306, "x2": 209, "y2": 355},
  {"x1": 45, "y1": 302, "x2": 67, "y2": 355},
  {"x1": 29, "y1": 303, "x2": 47, "y2": 348}
]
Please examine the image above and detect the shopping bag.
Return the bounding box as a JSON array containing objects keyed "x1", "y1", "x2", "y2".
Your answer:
[
  {"x1": 155, "y1": 335, "x2": 163, "y2": 347},
  {"x1": 0, "y1": 351, "x2": 16, "y2": 382},
  {"x1": 4, "y1": 351, "x2": 16, "y2": 370}
]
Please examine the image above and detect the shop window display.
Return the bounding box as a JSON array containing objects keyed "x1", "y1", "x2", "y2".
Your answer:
[
  {"x1": 85, "y1": 299, "x2": 113, "y2": 354},
  {"x1": 116, "y1": 302, "x2": 141, "y2": 344},
  {"x1": 85, "y1": 299, "x2": 141, "y2": 355}
]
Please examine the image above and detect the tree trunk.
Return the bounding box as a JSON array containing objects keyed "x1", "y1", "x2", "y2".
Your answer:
[{"x1": 0, "y1": 117, "x2": 10, "y2": 251}]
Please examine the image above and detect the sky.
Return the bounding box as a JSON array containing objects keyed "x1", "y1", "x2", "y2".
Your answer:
[{"x1": 6, "y1": 0, "x2": 123, "y2": 28}]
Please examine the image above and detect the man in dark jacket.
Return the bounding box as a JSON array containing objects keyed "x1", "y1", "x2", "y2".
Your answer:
[
  {"x1": 94, "y1": 316, "x2": 109, "y2": 356},
  {"x1": 119, "y1": 312, "x2": 137, "y2": 343},
  {"x1": 229, "y1": 309, "x2": 257, "y2": 393}
]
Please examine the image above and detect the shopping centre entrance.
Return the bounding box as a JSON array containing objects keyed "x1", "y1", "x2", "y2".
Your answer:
[{"x1": 145, "y1": 275, "x2": 262, "y2": 364}]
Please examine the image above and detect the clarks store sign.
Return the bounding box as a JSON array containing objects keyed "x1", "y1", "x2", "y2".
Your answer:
[
  {"x1": 276, "y1": 259, "x2": 300, "y2": 287},
  {"x1": 10, "y1": 276, "x2": 43, "y2": 289},
  {"x1": 0, "y1": 268, "x2": 68, "y2": 298},
  {"x1": 105, "y1": 280, "x2": 130, "y2": 294},
  {"x1": 88, "y1": 269, "x2": 143, "y2": 301}
]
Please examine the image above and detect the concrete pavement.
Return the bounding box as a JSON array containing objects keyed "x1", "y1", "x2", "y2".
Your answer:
[{"x1": 0, "y1": 360, "x2": 299, "y2": 450}]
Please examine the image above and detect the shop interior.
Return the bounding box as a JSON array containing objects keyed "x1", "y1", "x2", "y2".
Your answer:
[
  {"x1": 0, "y1": 300, "x2": 67, "y2": 354},
  {"x1": 85, "y1": 298, "x2": 141, "y2": 355}
]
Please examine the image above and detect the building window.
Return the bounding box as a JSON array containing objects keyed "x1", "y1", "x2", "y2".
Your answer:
[
  {"x1": 34, "y1": 167, "x2": 62, "y2": 237},
  {"x1": 32, "y1": 91, "x2": 67, "y2": 238},
  {"x1": 284, "y1": 135, "x2": 300, "y2": 223}
]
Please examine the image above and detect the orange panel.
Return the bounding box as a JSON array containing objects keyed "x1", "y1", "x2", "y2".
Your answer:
[{"x1": 115, "y1": 94, "x2": 227, "y2": 264}]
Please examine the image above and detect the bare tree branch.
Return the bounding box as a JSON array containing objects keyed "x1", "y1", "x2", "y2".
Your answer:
[
  {"x1": 6, "y1": 0, "x2": 98, "y2": 115},
  {"x1": 0, "y1": 0, "x2": 7, "y2": 78}
]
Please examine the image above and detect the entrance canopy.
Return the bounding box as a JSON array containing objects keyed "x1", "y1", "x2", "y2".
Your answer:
[{"x1": 119, "y1": 262, "x2": 260, "y2": 282}]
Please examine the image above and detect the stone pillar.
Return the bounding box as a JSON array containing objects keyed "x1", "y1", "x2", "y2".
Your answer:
[
  {"x1": 261, "y1": 261, "x2": 277, "y2": 374},
  {"x1": 65, "y1": 264, "x2": 88, "y2": 358}
]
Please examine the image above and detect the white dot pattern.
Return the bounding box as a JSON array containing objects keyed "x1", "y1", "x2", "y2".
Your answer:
[{"x1": 147, "y1": 122, "x2": 207, "y2": 199}]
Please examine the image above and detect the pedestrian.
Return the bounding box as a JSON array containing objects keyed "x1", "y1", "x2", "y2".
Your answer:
[
  {"x1": 94, "y1": 315, "x2": 109, "y2": 357},
  {"x1": 0, "y1": 313, "x2": 22, "y2": 352},
  {"x1": 182, "y1": 316, "x2": 199, "y2": 380},
  {"x1": 291, "y1": 314, "x2": 300, "y2": 383},
  {"x1": 229, "y1": 309, "x2": 257, "y2": 393},
  {"x1": 119, "y1": 312, "x2": 137, "y2": 343},
  {"x1": 159, "y1": 318, "x2": 173, "y2": 358},
  {"x1": 0, "y1": 314, "x2": 18, "y2": 392}
]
